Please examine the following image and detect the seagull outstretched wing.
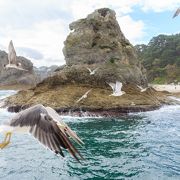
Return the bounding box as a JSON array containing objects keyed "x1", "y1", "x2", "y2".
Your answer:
[
  {"x1": 107, "y1": 82, "x2": 116, "y2": 92},
  {"x1": 76, "y1": 89, "x2": 92, "y2": 103},
  {"x1": 137, "y1": 85, "x2": 148, "y2": 92},
  {"x1": 173, "y1": 7, "x2": 180, "y2": 18},
  {"x1": 86, "y1": 67, "x2": 99, "y2": 75},
  {"x1": 84, "y1": 89, "x2": 92, "y2": 96},
  {"x1": 86, "y1": 67, "x2": 92, "y2": 73},
  {"x1": 137, "y1": 85, "x2": 143, "y2": 90},
  {"x1": 8, "y1": 40, "x2": 17, "y2": 65},
  {"x1": 9, "y1": 104, "x2": 83, "y2": 161},
  {"x1": 93, "y1": 67, "x2": 99, "y2": 73},
  {"x1": 115, "y1": 81, "x2": 123, "y2": 93}
]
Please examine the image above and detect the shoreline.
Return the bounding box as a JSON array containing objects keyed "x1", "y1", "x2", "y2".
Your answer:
[
  {"x1": 151, "y1": 84, "x2": 180, "y2": 93},
  {"x1": 1, "y1": 84, "x2": 180, "y2": 118},
  {"x1": 7, "y1": 104, "x2": 161, "y2": 118},
  {"x1": 0, "y1": 84, "x2": 33, "y2": 91}
]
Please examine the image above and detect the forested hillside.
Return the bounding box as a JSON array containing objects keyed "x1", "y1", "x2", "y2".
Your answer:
[{"x1": 135, "y1": 34, "x2": 180, "y2": 84}]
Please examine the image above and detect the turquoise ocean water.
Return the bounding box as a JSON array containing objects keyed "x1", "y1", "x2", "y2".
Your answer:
[{"x1": 0, "y1": 91, "x2": 180, "y2": 180}]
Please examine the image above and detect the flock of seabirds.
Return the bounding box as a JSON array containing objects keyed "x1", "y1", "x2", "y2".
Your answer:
[{"x1": 0, "y1": 8, "x2": 179, "y2": 162}]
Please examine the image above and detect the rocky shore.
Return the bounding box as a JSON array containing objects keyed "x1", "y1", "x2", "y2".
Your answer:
[
  {"x1": 4, "y1": 83, "x2": 173, "y2": 117},
  {"x1": 2, "y1": 8, "x2": 177, "y2": 117}
]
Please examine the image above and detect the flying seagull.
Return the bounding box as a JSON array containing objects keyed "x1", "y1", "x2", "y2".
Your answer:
[
  {"x1": 86, "y1": 67, "x2": 99, "y2": 75},
  {"x1": 137, "y1": 85, "x2": 148, "y2": 92},
  {"x1": 107, "y1": 81, "x2": 125, "y2": 96},
  {"x1": 0, "y1": 104, "x2": 84, "y2": 162},
  {"x1": 173, "y1": 7, "x2": 180, "y2": 18},
  {"x1": 4, "y1": 40, "x2": 28, "y2": 71},
  {"x1": 76, "y1": 89, "x2": 92, "y2": 103},
  {"x1": 130, "y1": 102, "x2": 136, "y2": 106}
]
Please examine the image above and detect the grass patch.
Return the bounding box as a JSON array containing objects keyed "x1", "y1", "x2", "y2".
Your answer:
[{"x1": 152, "y1": 77, "x2": 167, "y2": 84}]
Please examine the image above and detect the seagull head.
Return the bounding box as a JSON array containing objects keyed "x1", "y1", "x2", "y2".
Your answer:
[
  {"x1": 17, "y1": 62, "x2": 22, "y2": 67},
  {"x1": 3, "y1": 64, "x2": 9, "y2": 70}
]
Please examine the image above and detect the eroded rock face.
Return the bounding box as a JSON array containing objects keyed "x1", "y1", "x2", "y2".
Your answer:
[
  {"x1": 33, "y1": 65, "x2": 59, "y2": 82},
  {"x1": 4, "y1": 8, "x2": 157, "y2": 115},
  {"x1": 0, "y1": 50, "x2": 36, "y2": 86},
  {"x1": 63, "y1": 8, "x2": 147, "y2": 86}
]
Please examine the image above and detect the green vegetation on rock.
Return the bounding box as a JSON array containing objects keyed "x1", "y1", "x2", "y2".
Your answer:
[{"x1": 135, "y1": 34, "x2": 180, "y2": 84}]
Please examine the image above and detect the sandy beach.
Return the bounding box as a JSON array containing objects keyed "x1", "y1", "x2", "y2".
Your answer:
[{"x1": 151, "y1": 84, "x2": 180, "y2": 93}]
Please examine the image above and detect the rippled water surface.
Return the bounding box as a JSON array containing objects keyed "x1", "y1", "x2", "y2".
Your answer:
[{"x1": 0, "y1": 91, "x2": 180, "y2": 180}]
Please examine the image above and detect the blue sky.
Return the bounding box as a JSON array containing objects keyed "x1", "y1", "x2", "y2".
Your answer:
[
  {"x1": 0, "y1": 0, "x2": 179, "y2": 67},
  {"x1": 131, "y1": 8, "x2": 180, "y2": 42}
]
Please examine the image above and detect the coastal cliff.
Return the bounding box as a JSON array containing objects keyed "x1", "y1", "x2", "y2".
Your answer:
[
  {"x1": 0, "y1": 50, "x2": 58, "y2": 88},
  {"x1": 0, "y1": 50, "x2": 37, "y2": 87},
  {"x1": 4, "y1": 8, "x2": 170, "y2": 116}
]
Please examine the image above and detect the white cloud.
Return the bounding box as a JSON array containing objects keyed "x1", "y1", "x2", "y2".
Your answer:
[
  {"x1": 0, "y1": 0, "x2": 179, "y2": 67},
  {"x1": 0, "y1": 19, "x2": 69, "y2": 67},
  {"x1": 139, "y1": 0, "x2": 180, "y2": 12},
  {"x1": 69, "y1": 0, "x2": 140, "y2": 20},
  {"x1": 117, "y1": 15, "x2": 145, "y2": 45}
]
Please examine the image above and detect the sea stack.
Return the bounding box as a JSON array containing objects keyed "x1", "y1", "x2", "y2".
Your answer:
[
  {"x1": 63, "y1": 8, "x2": 147, "y2": 86},
  {"x1": 5, "y1": 8, "x2": 167, "y2": 116}
]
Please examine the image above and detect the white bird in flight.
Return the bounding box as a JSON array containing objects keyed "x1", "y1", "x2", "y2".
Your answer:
[
  {"x1": 137, "y1": 85, "x2": 148, "y2": 92},
  {"x1": 4, "y1": 40, "x2": 28, "y2": 71},
  {"x1": 86, "y1": 67, "x2": 99, "y2": 75},
  {"x1": 130, "y1": 102, "x2": 136, "y2": 106},
  {"x1": 76, "y1": 89, "x2": 92, "y2": 103},
  {"x1": 173, "y1": 7, "x2": 180, "y2": 18},
  {"x1": 0, "y1": 104, "x2": 84, "y2": 162},
  {"x1": 107, "y1": 81, "x2": 125, "y2": 96}
]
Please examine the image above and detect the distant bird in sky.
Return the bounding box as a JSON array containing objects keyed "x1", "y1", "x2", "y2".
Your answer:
[
  {"x1": 0, "y1": 104, "x2": 84, "y2": 162},
  {"x1": 137, "y1": 85, "x2": 148, "y2": 92},
  {"x1": 86, "y1": 67, "x2": 99, "y2": 75},
  {"x1": 4, "y1": 40, "x2": 28, "y2": 71},
  {"x1": 76, "y1": 89, "x2": 92, "y2": 103},
  {"x1": 173, "y1": 7, "x2": 180, "y2": 18},
  {"x1": 107, "y1": 81, "x2": 125, "y2": 96}
]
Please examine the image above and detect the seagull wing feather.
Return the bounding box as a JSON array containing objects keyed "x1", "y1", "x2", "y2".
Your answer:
[
  {"x1": 76, "y1": 96, "x2": 84, "y2": 103},
  {"x1": 108, "y1": 82, "x2": 116, "y2": 92},
  {"x1": 8, "y1": 40, "x2": 17, "y2": 65},
  {"x1": 45, "y1": 106, "x2": 84, "y2": 145},
  {"x1": 173, "y1": 8, "x2": 180, "y2": 18},
  {"x1": 137, "y1": 85, "x2": 143, "y2": 90},
  {"x1": 93, "y1": 67, "x2": 99, "y2": 73},
  {"x1": 10, "y1": 104, "x2": 83, "y2": 161},
  {"x1": 84, "y1": 89, "x2": 92, "y2": 96},
  {"x1": 76, "y1": 89, "x2": 92, "y2": 102},
  {"x1": 115, "y1": 81, "x2": 122, "y2": 93},
  {"x1": 86, "y1": 67, "x2": 92, "y2": 73}
]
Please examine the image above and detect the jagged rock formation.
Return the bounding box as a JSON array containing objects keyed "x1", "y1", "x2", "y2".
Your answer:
[
  {"x1": 0, "y1": 50, "x2": 37, "y2": 86},
  {"x1": 0, "y1": 50, "x2": 59, "y2": 87},
  {"x1": 63, "y1": 8, "x2": 147, "y2": 86},
  {"x1": 4, "y1": 8, "x2": 169, "y2": 116},
  {"x1": 33, "y1": 65, "x2": 58, "y2": 82}
]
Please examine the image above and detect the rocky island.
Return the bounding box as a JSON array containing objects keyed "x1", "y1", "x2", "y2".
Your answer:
[
  {"x1": 4, "y1": 8, "x2": 172, "y2": 117},
  {"x1": 0, "y1": 50, "x2": 58, "y2": 89},
  {"x1": 0, "y1": 50, "x2": 37, "y2": 88}
]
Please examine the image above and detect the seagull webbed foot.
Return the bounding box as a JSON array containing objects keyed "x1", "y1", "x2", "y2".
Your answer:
[{"x1": 0, "y1": 132, "x2": 12, "y2": 149}]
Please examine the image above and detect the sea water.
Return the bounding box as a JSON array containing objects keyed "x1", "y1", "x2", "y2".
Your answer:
[{"x1": 0, "y1": 90, "x2": 179, "y2": 180}]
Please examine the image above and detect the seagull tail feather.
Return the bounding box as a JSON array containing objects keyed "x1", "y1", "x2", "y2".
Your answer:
[
  {"x1": 58, "y1": 130, "x2": 84, "y2": 162},
  {"x1": 57, "y1": 123, "x2": 84, "y2": 146}
]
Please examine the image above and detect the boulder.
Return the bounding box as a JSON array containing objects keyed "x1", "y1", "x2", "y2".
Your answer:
[
  {"x1": 63, "y1": 8, "x2": 147, "y2": 86},
  {"x1": 0, "y1": 50, "x2": 36, "y2": 86},
  {"x1": 5, "y1": 8, "x2": 167, "y2": 117}
]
